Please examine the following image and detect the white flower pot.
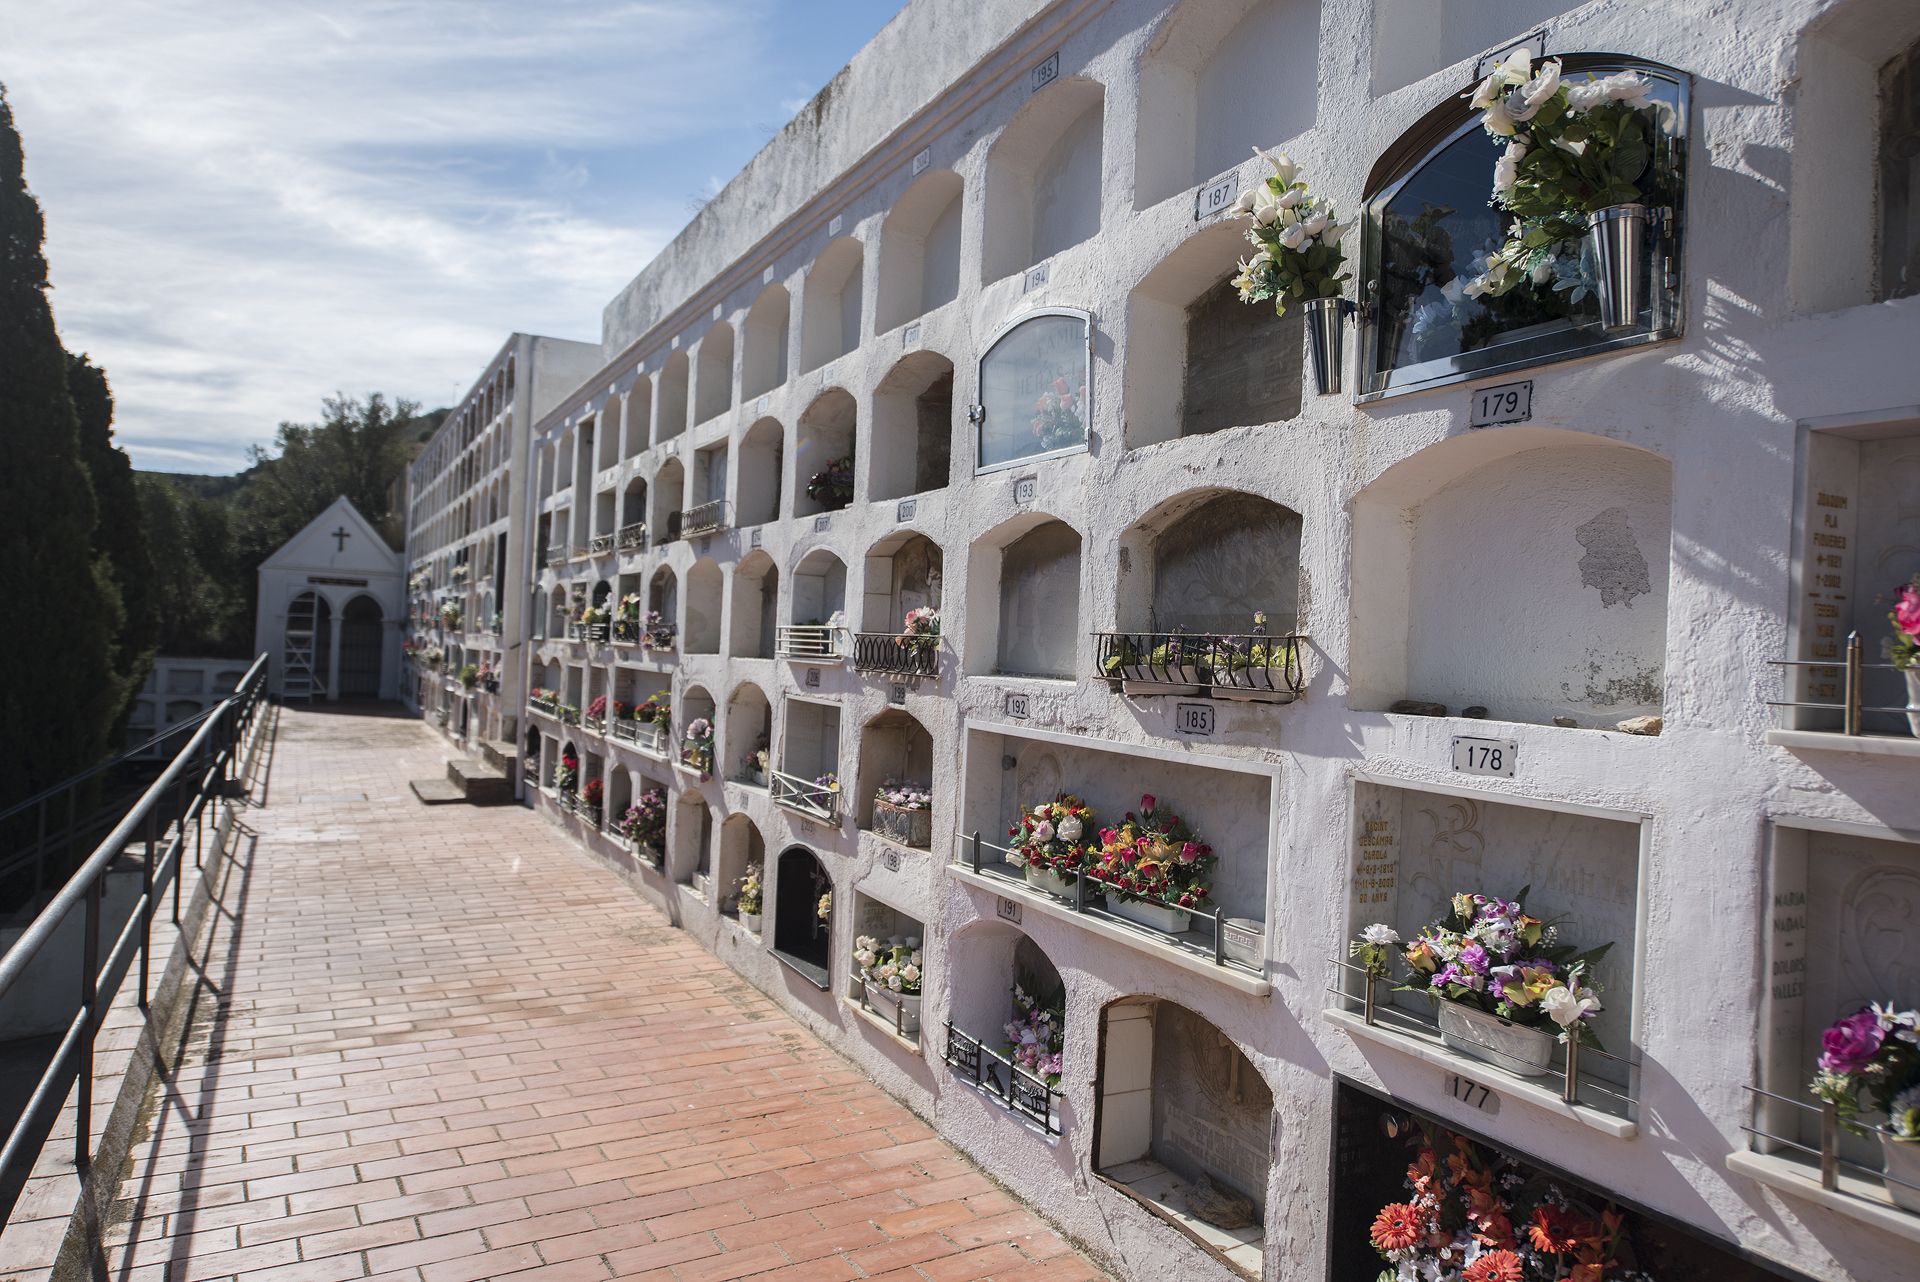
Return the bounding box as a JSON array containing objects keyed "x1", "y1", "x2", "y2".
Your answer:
[
  {"x1": 1108, "y1": 898, "x2": 1191, "y2": 934},
  {"x1": 862, "y1": 980, "x2": 922, "y2": 1036},
  {"x1": 692, "y1": 871, "x2": 711, "y2": 899},
  {"x1": 1438, "y1": 1002, "x2": 1555, "y2": 1077},
  {"x1": 1882, "y1": 1133, "x2": 1920, "y2": 1213},
  {"x1": 1025, "y1": 863, "x2": 1074, "y2": 901},
  {"x1": 1904, "y1": 668, "x2": 1920, "y2": 738},
  {"x1": 740, "y1": 911, "x2": 760, "y2": 933}
]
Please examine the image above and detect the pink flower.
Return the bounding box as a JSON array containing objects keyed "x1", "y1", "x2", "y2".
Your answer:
[
  {"x1": 1035, "y1": 396, "x2": 1051, "y2": 412},
  {"x1": 1140, "y1": 793, "x2": 1157, "y2": 812},
  {"x1": 1179, "y1": 841, "x2": 1198, "y2": 864},
  {"x1": 1819, "y1": 1008, "x2": 1887, "y2": 1074},
  {"x1": 1052, "y1": 377, "x2": 1070, "y2": 395},
  {"x1": 1897, "y1": 584, "x2": 1920, "y2": 638}
]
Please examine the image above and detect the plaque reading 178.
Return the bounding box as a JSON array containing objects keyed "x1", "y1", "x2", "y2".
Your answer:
[{"x1": 1451, "y1": 735, "x2": 1517, "y2": 778}]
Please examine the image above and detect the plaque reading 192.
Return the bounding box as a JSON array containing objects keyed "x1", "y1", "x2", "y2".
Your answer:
[
  {"x1": 1004, "y1": 692, "x2": 1030, "y2": 719},
  {"x1": 1451, "y1": 735, "x2": 1517, "y2": 778},
  {"x1": 1470, "y1": 379, "x2": 1532, "y2": 427}
]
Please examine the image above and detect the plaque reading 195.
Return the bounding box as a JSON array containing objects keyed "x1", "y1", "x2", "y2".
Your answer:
[
  {"x1": 1470, "y1": 379, "x2": 1532, "y2": 427},
  {"x1": 1451, "y1": 735, "x2": 1517, "y2": 778}
]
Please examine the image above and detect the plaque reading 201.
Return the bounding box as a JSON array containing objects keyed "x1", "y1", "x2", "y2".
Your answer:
[{"x1": 1451, "y1": 735, "x2": 1517, "y2": 778}]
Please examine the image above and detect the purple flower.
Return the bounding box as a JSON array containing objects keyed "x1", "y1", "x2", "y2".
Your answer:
[
  {"x1": 1819, "y1": 1008, "x2": 1888, "y2": 1075},
  {"x1": 1458, "y1": 942, "x2": 1491, "y2": 974}
]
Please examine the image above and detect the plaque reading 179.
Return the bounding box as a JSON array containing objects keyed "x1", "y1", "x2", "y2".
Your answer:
[
  {"x1": 1469, "y1": 379, "x2": 1532, "y2": 427},
  {"x1": 1451, "y1": 735, "x2": 1517, "y2": 778}
]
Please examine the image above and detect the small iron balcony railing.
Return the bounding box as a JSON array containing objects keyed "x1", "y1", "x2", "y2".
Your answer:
[
  {"x1": 950, "y1": 833, "x2": 1264, "y2": 977},
  {"x1": 610, "y1": 718, "x2": 671, "y2": 756},
  {"x1": 776, "y1": 625, "x2": 844, "y2": 664},
  {"x1": 567, "y1": 620, "x2": 609, "y2": 644},
  {"x1": 612, "y1": 618, "x2": 640, "y2": 645},
  {"x1": 683, "y1": 499, "x2": 730, "y2": 537},
  {"x1": 1769, "y1": 633, "x2": 1914, "y2": 737},
  {"x1": 851, "y1": 632, "x2": 938, "y2": 679},
  {"x1": 544, "y1": 547, "x2": 567, "y2": 569},
  {"x1": 771, "y1": 768, "x2": 841, "y2": 824},
  {"x1": 942, "y1": 1022, "x2": 1063, "y2": 1135},
  {"x1": 528, "y1": 692, "x2": 559, "y2": 716},
  {"x1": 616, "y1": 521, "x2": 648, "y2": 552},
  {"x1": 1093, "y1": 630, "x2": 1306, "y2": 702},
  {"x1": 588, "y1": 533, "x2": 614, "y2": 556}
]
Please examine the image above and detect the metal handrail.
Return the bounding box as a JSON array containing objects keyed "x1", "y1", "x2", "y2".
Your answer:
[
  {"x1": 683, "y1": 499, "x2": 731, "y2": 537},
  {"x1": 616, "y1": 522, "x2": 648, "y2": 552},
  {"x1": 1741, "y1": 1084, "x2": 1920, "y2": 1198},
  {"x1": 850, "y1": 632, "x2": 938, "y2": 678},
  {"x1": 587, "y1": 534, "x2": 614, "y2": 556},
  {"x1": 942, "y1": 1021, "x2": 1063, "y2": 1135},
  {"x1": 949, "y1": 832, "x2": 1262, "y2": 976},
  {"x1": 0, "y1": 653, "x2": 269, "y2": 1228},
  {"x1": 770, "y1": 768, "x2": 841, "y2": 823},
  {"x1": 1092, "y1": 630, "x2": 1307, "y2": 700},
  {"x1": 1768, "y1": 633, "x2": 1912, "y2": 735},
  {"x1": 776, "y1": 625, "x2": 845, "y2": 663}
]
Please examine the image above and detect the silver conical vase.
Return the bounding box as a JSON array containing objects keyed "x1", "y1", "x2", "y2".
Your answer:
[
  {"x1": 1303, "y1": 296, "x2": 1348, "y2": 397},
  {"x1": 1586, "y1": 203, "x2": 1649, "y2": 333}
]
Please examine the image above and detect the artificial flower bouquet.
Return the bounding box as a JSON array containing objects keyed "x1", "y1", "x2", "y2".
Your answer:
[
  {"x1": 875, "y1": 779, "x2": 931, "y2": 811},
  {"x1": 735, "y1": 867, "x2": 763, "y2": 919},
  {"x1": 634, "y1": 692, "x2": 669, "y2": 724},
  {"x1": 553, "y1": 751, "x2": 578, "y2": 794},
  {"x1": 1092, "y1": 793, "x2": 1215, "y2": 928},
  {"x1": 817, "y1": 891, "x2": 833, "y2": 923},
  {"x1": 1352, "y1": 888, "x2": 1609, "y2": 1075},
  {"x1": 680, "y1": 717, "x2": 714, "y2": 777},
  {"x1": 1812, "y1": 1004, "x2": 1920, "y2": 1207},
  {"x1": 621, "y1": 787, "x2": 667, "y2": 856},
  {"x1": 1230, "y1": 148, "x2": 1348, "y2": 316},
  {"x1": 806, "y1": 454, "x2": 855, "y2": 510},
  {"x1": 576, "y1": 603, "x2": 609, "y2": 626},
  {"x1": 1368, "y1": 1120, "x2": 1647, "y2": 1282},
  {"x1": 1462, "y1": 51, "x2": 1661, "y2": 299},
  {"x1": 616, "y1": 592, "x2": 644, "y2": 622},
  {"x1": 897, "y1": 607, "x2": 940, "y2": 655},
  {"x1": 1029, "y1": 377, "x2": 1085, "y2": 453},
  {"x1": 529, "y1": 686, "x2": 558, "y2": 711},
  {"x1": 643, "y1": 610, "x2": 677, "y2": 651},
  {"x1": 438, "y1": 601, "x2": 462, "y2": 628},
  {"x1": 1008, "y1": 794, "x2": 1096, "y2": 891},
  {"x1": 873, "y1": 778, "x2": 933, "y2": 848},
  {"x1": 584, "y1": 694, "x2": 609, "y2": 728},
  {"x1": 854, "y1": 935, "x2": 923, "y2": 996},
  {"x1": 580, "y1": 777, "x2": 604, "y2": 822},
  {"x1": 458, "y1": 663, "x2": 479, "y2": 689},
  {"x1": 1006, "y1": 982, "x2": 1065, "y2": 1088}
]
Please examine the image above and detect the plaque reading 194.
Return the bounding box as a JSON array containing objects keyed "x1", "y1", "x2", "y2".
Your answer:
[{"x1": 1451, "y1": 735, "x2": 1517, "y2": 778}]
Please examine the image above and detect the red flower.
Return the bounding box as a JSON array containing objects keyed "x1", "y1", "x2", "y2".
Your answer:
[
  {"x1": 1464, "y1": 1250, "x2": 1524, "y2": 1282},
  {"x1": 1370, "y1": 1202, "x2": 1425, "y2": 1252},
  {"x1": 1528, "y1": 1205, "x2": 1597, "y2": 1254}
]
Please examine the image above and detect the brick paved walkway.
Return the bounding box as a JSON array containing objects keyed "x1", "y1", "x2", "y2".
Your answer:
[{"x1": 101, "y1": 705, "x2": 1100, "y2": 1282}]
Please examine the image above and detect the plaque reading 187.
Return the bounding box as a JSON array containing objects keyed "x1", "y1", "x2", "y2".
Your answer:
[
  {"x1": 1194, "y1": 171, "x2": 1240, "y2": 221},
  {"x1": 1451, "y1": 735, "x2": 1517, "y2": 778},
  {"x1": 1469, "y1": 379, "x2": 1532, "y2": 428}
]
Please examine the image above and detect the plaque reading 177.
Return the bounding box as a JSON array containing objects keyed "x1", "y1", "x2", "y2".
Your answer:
[{"x1": 1451, "y1": 735, "x2": 1517, "y2": 778}]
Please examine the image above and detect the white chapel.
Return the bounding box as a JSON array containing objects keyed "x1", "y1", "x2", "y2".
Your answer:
[{"x1": 253, "y1": 496, "x2": 403, "y2": 702}]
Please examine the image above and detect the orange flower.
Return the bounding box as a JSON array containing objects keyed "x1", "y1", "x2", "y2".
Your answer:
[
  {"x1": 1528, "y1": 1205, "x2": 1598, "y2": 1254},
  {"x1": 1464, "y1": 1250, "x2": 1526, "y2": 1282},
  {"x1": 1370, "y1": 1202, "x2": 1426, "y2": 1252}
]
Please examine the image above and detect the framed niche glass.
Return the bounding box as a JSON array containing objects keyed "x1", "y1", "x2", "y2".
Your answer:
[{"x1": 975, "y1": 308, "x2": 1093, "y2": 472}]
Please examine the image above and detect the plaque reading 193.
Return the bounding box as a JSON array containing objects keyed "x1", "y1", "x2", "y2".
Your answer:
[{"x1": 1451, "y1": 735, "x2": 1517, "y2": 778}]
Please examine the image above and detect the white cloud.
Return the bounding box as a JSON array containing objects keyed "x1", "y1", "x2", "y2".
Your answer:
[{"x1": 5, "y1": 0, "x2": 806, "y2": 471}]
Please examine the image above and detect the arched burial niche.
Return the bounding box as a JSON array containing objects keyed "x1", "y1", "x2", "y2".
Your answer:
[
  {"x1": 1106, "y1": 491, "x2": 1304, "y2": 699},
  {"x1": 283, "y1": 591, "x2": 332, "y2": 700},
  {"x1": 684, "y1": 559, "x2": 723, "y2": 655},
  {"x1": 1134, "y1": 0, "x2": 1321, "y2": 208},
  {"x1": 782, "y1": 549, "x2": 847, "y2": 663},
  {"x1": 715, "y1": 814, "x2": 765, "y2": 916},
  {"x1": 1359, "y1": 56, "x2": 1687, "y2": 400},
  {"x1": 729, "y1": 550, "x2": 779, "y2": 660},
  {"x1": 652, "y1": 456, "x2": 685, "y2": 543},
  {"x1": 982, "y1": 78, "x2": 1105, "y2": 282},
  {"x1": 775, "y1": 697, "x2": 842, "y2": 822},
  {"x1": 870, "y1": 352, "x2": 953, "y2": 500},
  {"x1": 694, "y1": 321, "x2": 734, "y2": 424},
  {"x1": 737, "y1": 417, "x2": 784, "y2": 527},
  {"x1": 855, "y1": 531, "x2": 943, "y2": 678},
  {"x1": 876, "y1": 169, "x2": 964, "y2": 331},
  {"x1": 619, "y1": 475, "x2": 648, "y2": 548},
  {"x1": 647, "y1": 566, "x2": 679, "y2": 652},
  {"x1": 724, "y1": 681, "x2": 772, "y2": 785},
  {"x1": 976, "y1": 310, "x2": 1091, "y2": 471},
  {"x1": 855, "y1": 708, "x2": 934, "y2": 846},
  {"x1": 622, "y1": 376, "x2": 652, "y2": 457},
  {"x1": 337, "y1": 594, "x2": 384, "y2": 698},
  {"x1": 1371, "y1": 0, "x2": 1586, "y2": 97},
  {"x1": 675, "y1": 793, "x2": 714, "y2": 896},
  {"x1": 800, "y1": 237, "x2": 864, "y2": 373},
  {"x1": 1350, "y1": 428, "x2": 1671, "y2": 727},
  {"x1": 1126, "y1": 222, "x2": 1301, "y2": 448},
  {"x1": 771, "y1": 845, "x2": 833, "y2": 988},
  {"x1": 795, "y1": 389, "x2": 856, "y2": 516},
  {"x1": 945, "y1": 924, "x2": 1066, "y2": 1132},
  {"x1": 969, "y1": 516, "x2": 1081, "y2": 679},
  {"x1": 656, "y1": 350, "x2": 689, "y2": 442},
  {"x1": 741, "y1": 284, "x2": 790, "y2": 398},
  {"x1": 1096, "y1": 997, "x2": 1273, "y2": 1274}
]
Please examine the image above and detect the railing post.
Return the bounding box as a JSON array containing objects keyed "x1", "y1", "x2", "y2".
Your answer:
[
  {"x1": 1362, "y1": 965, "x2": 1376, "y2": 1025},
  {"x1": 1820, "y1": 1099, "x2": 1840, "y2": 1190},
  {"x1": 76, "y1": 875, "x2": 101, "y2": 1172},
  {"x1": 1073, "y1": 869, "x2": 1086, "y2": 914},
  {"x1": 1213, "y1": 907, "x2": 1226, "y2": 966},
  {"x1": 138, "y1": 804, "x2": 155, "y2": 1010},
  {"x1": 1562, "y1": 1036, "x2": 1581, "y2": 1106},
  {"x1": 1844, "y1": 632, "x2": 1863, "y2": 736},
  {"x1": 970, "y1": 831, "x2": 981, "y2": 875}
]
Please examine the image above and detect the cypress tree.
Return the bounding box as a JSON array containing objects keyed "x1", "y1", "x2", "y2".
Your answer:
[
  {"x1": 71, "y1": 353, "x2": 156, "y2": 739},
  {"x1": 0, "y1": 82, "x2": 120, "y2": 813}
]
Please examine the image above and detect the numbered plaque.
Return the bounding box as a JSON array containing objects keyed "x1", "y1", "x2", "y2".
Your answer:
[
  {"x1": 997, "y1": 896, "x2": 1023, "y2": 924},
  {"x1": 1469, "y1": 379, "x2": 1533, "y2": 427},
  {"x1": 1194, "y1": 171, "x2": 1240, "y2": 221},
  {"x1": 1451, "y1": 735, "x2": 1517, "y2": 778},
  {"x1": 1030, "y1": 51, "x2": 1060, "y2": 93},
  {"x1": 1444, "y1": 1072, "x2": 1500, "y2": 1115},
  {"x1": 1175, "y1": 703, "x2": 1215, "y2": 737},
  {"x1": 804, "y1": 669, "x2": 821, "y2": 689},
  {"x1": 1004, "y1": 692, "x2": 1030, "y2": 719}
]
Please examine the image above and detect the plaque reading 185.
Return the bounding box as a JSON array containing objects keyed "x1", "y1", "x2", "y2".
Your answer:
[
  {"x1": 1451, "y1": 735, "x2": 1517, "y2": 778},
  {"x1": 1175, "y1": 703, "x2": 1215, "y2": 736},
  {"x1": 1469, "y1": 379, "x2": 1532, "y2": 427}
]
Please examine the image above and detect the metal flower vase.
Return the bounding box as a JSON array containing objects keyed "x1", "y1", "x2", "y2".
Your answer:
[
  {"x1": 1302, "y1": 296, "x2": 1352, "y2": 396},
  {"x1": 1587, "y1": 203, "x2": 1650, "y2": 333}
]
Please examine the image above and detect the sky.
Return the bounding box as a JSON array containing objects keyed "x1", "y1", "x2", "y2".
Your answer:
[{"x1": 6, "y1": 1, "x2": 907, "y2": 474}]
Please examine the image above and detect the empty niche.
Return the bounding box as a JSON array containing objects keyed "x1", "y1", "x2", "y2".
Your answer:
[
  {"x1": 1097, "y1": 998, "x2": 1272, "y2": 1275},
  {"x1": 1343, "y1": 780, "x2": 1641, "y2": 1100},
  {"x1": 597, "y1": 400, "x2": 621, "y2": 469},
  {"x1": 1350, "y1": 429, "x2": 1671, "y2": 727},
  {"x1": 1370, "y1": 0, "x2": 1586, "y2": 98},
  {"x1": 970, "y1": 517, "x2": 1081, "y2": 678},
  {"x1": 724, "y1": 681, "x2": 772, "y2": 784},
  {"x1": 652, "y1": 456, "x2": 685, "y2": 542},
  {"x1": 729, "y1": 550, "x2": 780, "y2": 660},
  {"x1": 675, "y1": 793, "x2": 715, "y2": 893},
  {"x1": 742, "y1": 284, "x2": 791, "y2": 398},
  {"x1": 695, "y1": 321, "x2": 735, "y2": 424},
  {"x1": 685, "y1": 560, "x2": 723, "y2": 655},
  {"x1": 983, "y1": 78, "x2": 1105, "y2": 282},
  {"x1": 871, "y1": 352, "x2": 954, "y2": 499},
  {"x1": 802, "y1": 238, "x2": 865, "y2": 373},
  {"x1": 1117, "y1": 490, "x2": 1302, "y2": 636},
  {"x1": 877, "y1": 169, "x2": 965, "y2": 331},
  {"x1": 1127, "y1": 222, "x2": 1302, "y2": 448},
  {"x1": 737, "y1": 417, "x2": 784, "y2": 526},
  {"x1": 772, "y1": 845, "x2": 834, "y2": 987},
  {"x1": 657, "y1": 350, "x2": 689, "y2": 442},
  {"x1": 1135, "y1": 0, "x2": 1322, "y2": 209},
  {"x1": 623, "y1": 377, "x2": 652, "y2": 456}
]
